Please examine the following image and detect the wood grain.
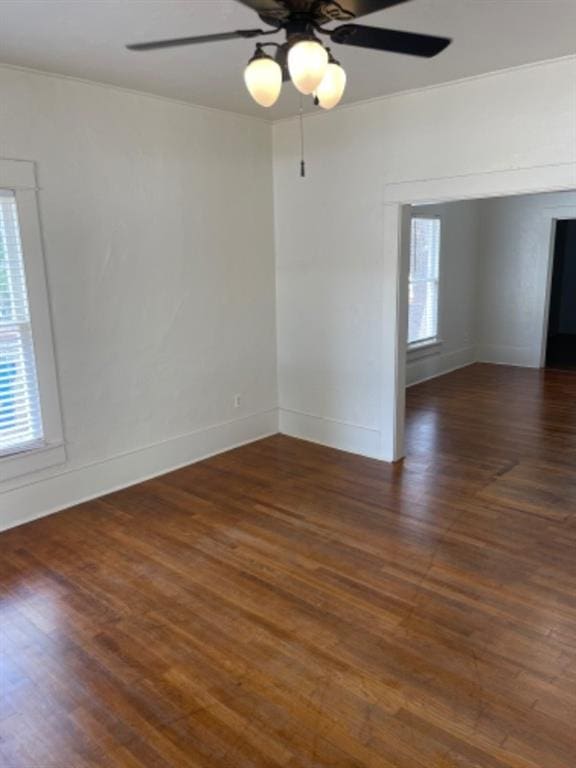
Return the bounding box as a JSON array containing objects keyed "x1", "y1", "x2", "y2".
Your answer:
[{"x1": 1, "y1": 363, "x2": 575, "y2": 767}]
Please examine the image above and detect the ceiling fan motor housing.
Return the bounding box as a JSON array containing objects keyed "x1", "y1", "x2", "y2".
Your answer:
[{"x1": 257, "y1": 0, "x2": 357, "y2": 28}]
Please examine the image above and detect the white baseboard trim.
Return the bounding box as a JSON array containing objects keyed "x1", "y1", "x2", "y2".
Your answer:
[
  {"x1": 476, "y1": 344, "x2": 539, "y2": 368},
  {"x1": 0, "y1": 409, "x2": 279, "y2": 533},
  {"x1": 279, "y1": 408, "x2": 382, "y2": 460},
  {"x1": 406, "y1": 346, "x2": 477, "y2": 387}
]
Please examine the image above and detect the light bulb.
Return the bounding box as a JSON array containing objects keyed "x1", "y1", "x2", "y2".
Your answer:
[
  {"x1": 287, "y1": 40, "x2": 328, "y2": 95},
  {"x1": 244, "y1": 54, "x2": 282, "y2": 108},
  {"x1": 315, "y1": 62, "x2": 347, "y2": 110}
]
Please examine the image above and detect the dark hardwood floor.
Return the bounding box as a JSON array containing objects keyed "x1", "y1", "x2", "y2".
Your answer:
[{"x1": 1, "y1": 363, "x2": 576, "y2": 767}]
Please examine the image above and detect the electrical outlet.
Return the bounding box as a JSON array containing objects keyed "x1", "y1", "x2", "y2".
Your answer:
[{"x1": 233, "y1": 394, "x2": 241, "y2": 409}]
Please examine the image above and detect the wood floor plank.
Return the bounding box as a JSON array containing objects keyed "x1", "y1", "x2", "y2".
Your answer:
[{"x1": 1, "y1": 363, "x2": 576, "y2": 767}]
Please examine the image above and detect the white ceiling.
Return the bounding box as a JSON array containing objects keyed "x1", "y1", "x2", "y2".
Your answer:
[{"x1": 0, "y1": 0, "x2": 575, "y2": 120}]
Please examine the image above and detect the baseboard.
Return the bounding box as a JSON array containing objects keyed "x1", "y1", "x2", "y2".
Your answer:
[
  {"x1": 476, "y1": 344, "x2": 539, "y2": 368},
  {"x1": 279, "y1": 408, "x2": 382, "y2": 460},
  {"x1": 406, "y1": 346, "x2": 476, "y2": 387},
  {"x1": 0, "y1": 409, "x2": 279, "y2": 532}
]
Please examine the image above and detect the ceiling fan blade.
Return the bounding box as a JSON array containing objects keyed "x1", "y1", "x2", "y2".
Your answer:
[
  {"x1": 324, "y1": 0, "x2": 412, "y2": 19},
  {"x1": 234, "y1": 0, "x2": 293, "y2": 23},
  {"x1": 127, "y1": 29, "x2": 265, "y2": 52},
  {"x1": 235, "y1": 0, "x2": 291, "y2": 10},
  {"x1": 330, "y1": 24, "x2": 451, "y2": 57}
]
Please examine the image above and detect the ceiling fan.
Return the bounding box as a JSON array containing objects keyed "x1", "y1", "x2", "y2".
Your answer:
[{"x1": 127, "y1": 0, "x2": 452, "y2": 111}]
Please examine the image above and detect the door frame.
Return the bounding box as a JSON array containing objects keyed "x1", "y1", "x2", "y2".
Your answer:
[{"x1": 381, "y1": 161, "x2": 576, "y2": 462}]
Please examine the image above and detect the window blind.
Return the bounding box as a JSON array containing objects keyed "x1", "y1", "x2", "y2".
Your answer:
[
  {"x1": 408, "y1": 216, "x2": 441, "y2": 346},
  {"x1": 0, "y1": 190, "x2": 44, "y2": 457}
]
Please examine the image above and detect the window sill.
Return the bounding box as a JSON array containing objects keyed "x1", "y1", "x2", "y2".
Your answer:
[
  {"x1": 407, "y1": 339, "x2": 443, "y2": 360},
  {"x1": 0, "y1": 442, "x2": 66, "y2": 483}
]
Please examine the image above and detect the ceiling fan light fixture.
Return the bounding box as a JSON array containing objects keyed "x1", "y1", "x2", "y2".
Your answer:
[
  {"x1": 244, "y1": 47, "x2": 282, "y2": 107},
  {"x1": 287, "y1": 39, "x2": 329, "y2": 95},
  {"x1": 315, "y1": 51, "x2": 347, "y2": 110}
]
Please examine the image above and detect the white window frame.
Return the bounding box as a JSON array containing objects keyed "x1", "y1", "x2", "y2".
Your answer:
[
  {"x1": 0, "y1": 158, "x2": 65, "y2": 482},
  {"x1": 407, "y1": 214, "x2": 442, "y2": 352}
]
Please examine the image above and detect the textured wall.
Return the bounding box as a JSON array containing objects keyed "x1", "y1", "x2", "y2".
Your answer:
[
  {"x1": 0, "y1": 66, "x2": 277, "y2": 526},
  {"x1": 477, "y1": 191, "x2": 576, "y2": 367}
]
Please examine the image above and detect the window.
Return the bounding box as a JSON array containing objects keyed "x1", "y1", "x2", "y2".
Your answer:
[
  {"x1": 408, "y1": 216, "x2": 441, "y2": 347},
  {"x1": 0, "y1": 159, "x2": 64, "y2": 482},
  {"x1": 1, "y1": 191, "x2": 43, "y2": 456}
]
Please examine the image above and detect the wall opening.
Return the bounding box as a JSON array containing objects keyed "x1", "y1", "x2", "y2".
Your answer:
[
  {"x1": 400, "y1": 190, "x2": 576, "y2": 460},
  {"x1": 383, "y1": 166, "x2": 576, "y2": 463},
  {"x1": 545, "y1": 219, "x2": 576, "y2": 369}
]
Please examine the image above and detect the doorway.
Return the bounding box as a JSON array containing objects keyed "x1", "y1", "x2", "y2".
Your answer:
[
  {"x1": 381, "y1": 162, "x2": 576, "y2": 462},
  {"x1": 546, "y1": 219, "x2": 576, "y2": 369}
]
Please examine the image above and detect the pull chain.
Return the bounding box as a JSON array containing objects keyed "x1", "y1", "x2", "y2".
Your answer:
[{"x1": 299, "y1": 95, "x2": 306, "y2": 178}]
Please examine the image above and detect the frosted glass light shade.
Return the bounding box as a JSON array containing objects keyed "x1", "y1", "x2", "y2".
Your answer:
[
  {"x1": 315, "y1": 62, "x2": 347, "y2": 109},
  {"x1": 244, "y1": 56, "x2": 282, "y2": 107},
  {"x1": 287, "y1": 40, "x2": 328, "y2": 95}
]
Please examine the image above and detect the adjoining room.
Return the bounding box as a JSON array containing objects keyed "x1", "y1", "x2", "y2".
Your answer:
[
  {"x1": 403, "y1": 190, "x2": 576, "y2": 527},
  {"x1": 404, "y1": 190, "x2": 576, "y2": 458}
]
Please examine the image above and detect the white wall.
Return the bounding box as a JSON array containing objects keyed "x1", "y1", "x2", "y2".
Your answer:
[
  {"x1": 274, "y1": 56, "x2": 576, "y2": 459},
  {"x1": 0, "y1": 66, "x2": 277, "y2": 530},
  {"x1": 476, "y1": 191, "x2": 576, "y2": 367},
  {"x1": 407, "y1": 200, "x2": 481, "y2": 386}
]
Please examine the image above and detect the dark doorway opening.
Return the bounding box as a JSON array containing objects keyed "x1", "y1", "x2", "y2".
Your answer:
[{"x1": 546, "y1": 219, "x2": 576, "y2": 369}]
